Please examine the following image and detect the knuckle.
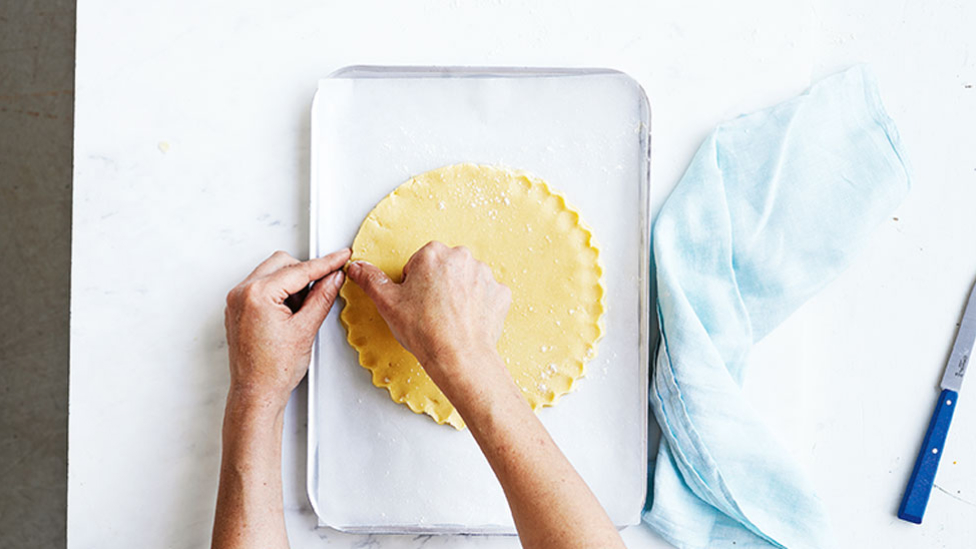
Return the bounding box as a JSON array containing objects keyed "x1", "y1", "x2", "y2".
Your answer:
[
  {"x1": 325, "y1": 286, "x2": 342, "y2": 305},
  {"x1": 226, "y1": 287, "x2": 241, "y2": 307},
  {"x1": 311, "y1": 283, "x2": 338, "y2": 308},
  {"x1": 289, "y1": 261, "x2": 310, "y2": 278},
  {"x1": 416, "y1": 249, "x2": 435, "y2": 264},
  {"x1": 240, "y1": 281, "x2": 265, "y2": 304},
  {"x1": 423, "y1": 241, "x2": 446, "y2": 258},
  {"x1": 272, "y1": 250, "x2": 290, "y2": 259},
  {"x1": 364, "y1": 270, "x2": 387, "y2": 288}
]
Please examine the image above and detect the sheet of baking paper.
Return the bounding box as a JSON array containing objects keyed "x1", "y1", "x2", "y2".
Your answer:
[{"x1": 309, "y1": 69, "x2": 649, "y2": 533}]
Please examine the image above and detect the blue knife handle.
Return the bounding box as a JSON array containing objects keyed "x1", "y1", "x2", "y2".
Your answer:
[{"x1": 898, "y1": 388, "x2": 958, "y2": 524}]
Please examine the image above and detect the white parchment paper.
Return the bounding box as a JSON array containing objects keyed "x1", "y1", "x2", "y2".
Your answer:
[{"x1": 309, "y1": 68, "x2": 649, "y2": 533}]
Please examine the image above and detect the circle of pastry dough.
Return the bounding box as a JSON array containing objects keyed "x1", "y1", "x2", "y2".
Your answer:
[{"x1": 340, "y1": 163, "x2": 604, "y2": 429}]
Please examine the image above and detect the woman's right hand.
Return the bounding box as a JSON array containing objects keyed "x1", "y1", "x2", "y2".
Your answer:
[
  {"x1": 345, "y1": 241, "x2": 512, "y2": 384},
  {"x1": 348, "y1": 241, "x2": 625, "y2": 549}
]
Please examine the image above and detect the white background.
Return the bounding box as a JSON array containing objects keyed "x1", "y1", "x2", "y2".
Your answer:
[{"x1": 70, "y1": 1, "x2": 976, "y2": 548}]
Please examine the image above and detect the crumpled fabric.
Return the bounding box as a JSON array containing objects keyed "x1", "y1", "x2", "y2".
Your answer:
[{"x1": 645, "y1": 65, "x2": 911, "y2": 548}]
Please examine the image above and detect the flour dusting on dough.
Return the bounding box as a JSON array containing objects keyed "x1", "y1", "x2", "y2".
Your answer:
[{"x1": 339, "y1": 163, "x2": 605, "y2": 429}]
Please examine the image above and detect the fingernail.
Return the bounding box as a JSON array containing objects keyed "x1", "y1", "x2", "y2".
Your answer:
[
  {"x1": 347, "y1": 261, "x2": 361, "y2": 275},
  {"x1": 333, "y1": 270, "x2": 345, "y2": 288}
]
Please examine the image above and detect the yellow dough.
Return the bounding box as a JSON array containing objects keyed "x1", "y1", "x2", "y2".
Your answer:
[{"x1": 339, "y1": 164, "x2": 605, "y2": 429}]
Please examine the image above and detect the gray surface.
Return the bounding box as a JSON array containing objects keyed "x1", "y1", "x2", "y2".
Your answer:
[{"x1": 0, "y1": 0, "x2": 74, "y2": 547}]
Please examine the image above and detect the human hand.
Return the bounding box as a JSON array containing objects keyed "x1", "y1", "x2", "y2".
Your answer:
[
  {"x1": 345, "y1": 243, "x2": 623, "y2": 549},
  {"x1": 224, "y1": 248, "x2": 352, "y2": 412},
  {"x1": 345, "y1": 241, "x2": 511, "y2": 384}
]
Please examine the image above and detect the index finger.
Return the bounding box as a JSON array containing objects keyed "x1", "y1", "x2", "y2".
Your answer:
[
  {"x1": 245, "y1": 250, "x2": 299, "y2": 282},
  {"x1": 265, "y1": 248, "x2": 352, "y2": 296}
]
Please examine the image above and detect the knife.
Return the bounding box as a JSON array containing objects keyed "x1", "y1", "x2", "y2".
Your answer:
[{"x1": 897, "y1": 280, "x2": 975, "y2": 524}]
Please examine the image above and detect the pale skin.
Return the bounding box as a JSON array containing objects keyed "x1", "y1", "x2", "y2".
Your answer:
[{"x1": 213, "y1": 242, "x2": 626, "y2": 549}]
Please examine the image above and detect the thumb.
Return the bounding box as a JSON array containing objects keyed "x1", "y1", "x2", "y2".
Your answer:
[
  {"x1": 346, "y1": 260, "x2": 397, "y2": 310},
  {"x1": 294, "y1": 270, "x2": 345, "y2": 328}
]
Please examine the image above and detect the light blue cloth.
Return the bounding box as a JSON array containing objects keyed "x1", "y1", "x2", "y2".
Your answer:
[{"x1": 644, "y1": 66, "x2": 911, "y2": 548}]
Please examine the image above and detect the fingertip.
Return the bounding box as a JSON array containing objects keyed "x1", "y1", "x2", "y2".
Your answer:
[
  {"x1": 346, "y1": 260, "x2": 363, "y2": 278},
  {"x1": 318, "y1": 247, "x2": 352, "y2": 262}
]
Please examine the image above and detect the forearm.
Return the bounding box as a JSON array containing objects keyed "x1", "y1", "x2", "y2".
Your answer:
[
  {"x1": 431, "y1": 350, "x2": 625, "y2": 549},
  {"x1": 212, "y1": 393, "x2": 289, "y2": 549}
]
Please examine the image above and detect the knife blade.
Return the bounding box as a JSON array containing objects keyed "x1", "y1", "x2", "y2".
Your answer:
[{"x1": 898, "y1": 279, "x2": 976, "y2": 524}]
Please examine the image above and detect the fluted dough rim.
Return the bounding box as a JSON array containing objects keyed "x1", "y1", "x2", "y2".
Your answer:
[{"x1": 339, "y1": 164, "x2": 605, "y2": 429}]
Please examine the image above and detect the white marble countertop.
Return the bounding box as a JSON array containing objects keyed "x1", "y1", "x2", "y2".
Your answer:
[{"x1": 69, "y1": 1, "x2": 976, "y2": 547}]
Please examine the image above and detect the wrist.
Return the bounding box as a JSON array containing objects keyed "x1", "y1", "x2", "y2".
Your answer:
[
  {"x1": 224, "y1": 384, "x2": 288, "y2": 427},
  {"x1": 424, "y1": 345, "x2": 513, "y2": 405},
  {"x1": 425, "y1": 341, "x2": 500, "y2": 370}
]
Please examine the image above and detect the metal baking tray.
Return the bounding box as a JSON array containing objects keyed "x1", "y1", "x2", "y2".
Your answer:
[{"x1": 308, "y1": 65, "x2": 650, "y2": 534}]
